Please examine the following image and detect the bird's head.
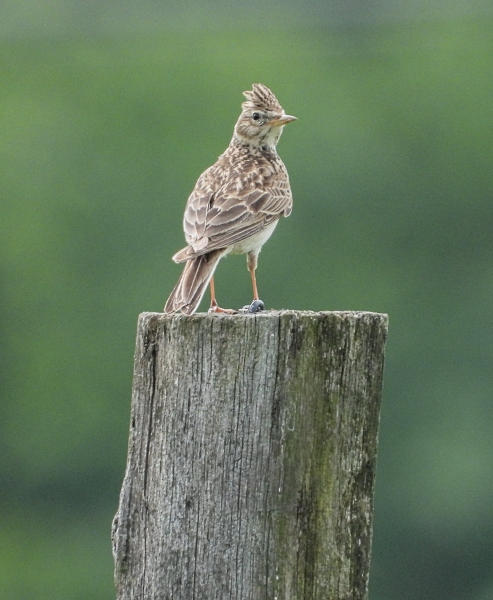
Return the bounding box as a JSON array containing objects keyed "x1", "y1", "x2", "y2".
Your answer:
[{"x1": 233, "y1": 83, "x2": 297, "y2": 150}]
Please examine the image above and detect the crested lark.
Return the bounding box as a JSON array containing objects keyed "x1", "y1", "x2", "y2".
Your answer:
[{"x1": 164, "y1": 83, "x2": 296, "y2": 315}]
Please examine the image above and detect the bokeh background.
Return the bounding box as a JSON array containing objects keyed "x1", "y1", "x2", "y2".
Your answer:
[{"x1": 2, "y1": 1, "x2": 493, "y2": 599}]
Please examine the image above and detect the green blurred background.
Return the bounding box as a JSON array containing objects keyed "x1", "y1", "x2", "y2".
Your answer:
[{"x1": 2, "y1": 1, "x2": 493, "y2": 598}]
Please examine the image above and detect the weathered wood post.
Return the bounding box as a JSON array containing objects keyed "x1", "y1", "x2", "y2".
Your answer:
[{"x1": 112, "y1": 310, "x2": 388, "y2": 600}]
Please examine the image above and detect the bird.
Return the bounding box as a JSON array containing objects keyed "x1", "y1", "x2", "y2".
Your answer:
[{"x1": 164, "y1": 83, "x2": 296, "y2": 315}]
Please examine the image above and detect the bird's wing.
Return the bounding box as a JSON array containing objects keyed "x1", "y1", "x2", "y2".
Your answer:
[{"x1": 181, "y1": 174, "x2": 292, "y2": 259}]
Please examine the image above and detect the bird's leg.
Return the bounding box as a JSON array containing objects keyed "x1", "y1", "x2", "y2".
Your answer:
[
  {"x1": 246, "y1": 253, "x2": 264, "y2": 313},
  {"x1": 247, "y1": 253, "x2": 259, "y2": 300},
  {"x1": 209, "y1": 276, "x2": 219, "y2": 310},
  {"x1": 208, "y1": 276, "x2": 237, "y2": 314}
]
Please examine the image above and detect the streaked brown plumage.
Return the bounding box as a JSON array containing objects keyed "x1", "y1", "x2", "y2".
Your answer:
[{"x1": 164, "y1": 83, "x2": 296, "y2": 314}]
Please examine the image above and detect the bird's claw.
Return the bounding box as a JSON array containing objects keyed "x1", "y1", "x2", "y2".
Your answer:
[{"x1": 208, "y1": 306, "x2": 237, "y2": 314}]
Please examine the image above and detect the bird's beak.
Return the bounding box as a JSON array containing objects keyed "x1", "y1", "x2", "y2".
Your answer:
[{"x1": 269, "y1": 114, "x2": 297, "y2": 126}]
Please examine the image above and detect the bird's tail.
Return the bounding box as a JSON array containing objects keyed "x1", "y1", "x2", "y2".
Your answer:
[{"x1": 164, "y1": 250, "x2": 224, "y2": 315}]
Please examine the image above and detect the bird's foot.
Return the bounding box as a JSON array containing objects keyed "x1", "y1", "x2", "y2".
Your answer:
[
  {"x1": 208, "y1": 305, "x2": 238, "y2": 314},
  {"x1": 238, "y1": 299, "x2": 265, "y2": 314}
]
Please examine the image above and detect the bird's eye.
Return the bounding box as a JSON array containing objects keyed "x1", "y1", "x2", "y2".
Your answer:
[{"x1": 252, "y1": 112, "x2": 261, "y2": 121}]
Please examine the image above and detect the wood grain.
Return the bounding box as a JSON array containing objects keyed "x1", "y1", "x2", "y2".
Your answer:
[{"x1": 112, "y1": 310, "x2": 388, "y2": 600}]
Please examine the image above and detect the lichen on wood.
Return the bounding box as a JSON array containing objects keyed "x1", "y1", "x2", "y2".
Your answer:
[{"x1": 112, "y1": 310, "x2": 388, "y2": 600}]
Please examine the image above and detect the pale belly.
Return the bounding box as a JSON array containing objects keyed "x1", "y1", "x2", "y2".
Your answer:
[{"x1": 228, "y1": 220, "x2": 279, "y2": 255}]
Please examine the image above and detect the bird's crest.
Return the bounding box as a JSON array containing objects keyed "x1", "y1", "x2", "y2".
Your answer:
[{"x1": 242, "y1": 83, "x2": 283, "y2": 113}]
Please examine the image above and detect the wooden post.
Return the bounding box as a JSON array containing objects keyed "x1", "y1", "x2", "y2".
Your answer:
[{"x1": 112, "y1": 310, "x2": 388, "y2": 600}]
